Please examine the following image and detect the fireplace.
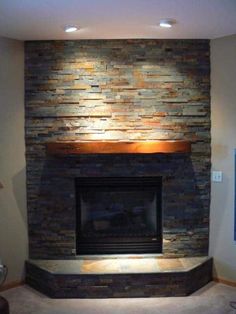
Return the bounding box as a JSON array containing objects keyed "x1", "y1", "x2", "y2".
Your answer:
[
  {"x1": 75, "y1": 177, "x2": 162, "y2": 254},
  {"x1": 25, "y1": 40, "x2": 212, "y2": 298}
]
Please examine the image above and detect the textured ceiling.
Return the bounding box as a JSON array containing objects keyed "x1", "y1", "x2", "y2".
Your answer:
[{"x1": 0, "y1": 0, "x2": 236, "y2": 40}]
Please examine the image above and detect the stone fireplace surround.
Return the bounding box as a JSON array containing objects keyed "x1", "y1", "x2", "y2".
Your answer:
[
  {"x1": 27, "y1": 151, "x2": 210, "y2": 259},
  {"x1": 25, "y1": 39, "x2": 211, "y2": 297},
  {"x1": 25, "y1": 151, "x2": 213, "y2": 297}
]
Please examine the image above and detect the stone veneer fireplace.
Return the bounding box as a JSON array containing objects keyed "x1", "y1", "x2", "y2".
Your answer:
[
  {"x1": 25, "y1": 39, "x2": 210, "y2": 260},
  {"x1": 24, "y1": 39, "x2": 212, "y2": 297}
]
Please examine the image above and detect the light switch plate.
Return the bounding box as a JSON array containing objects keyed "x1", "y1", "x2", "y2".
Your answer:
[{"x1": 212, "y1": 171, "x2": 223, "y2": 182}]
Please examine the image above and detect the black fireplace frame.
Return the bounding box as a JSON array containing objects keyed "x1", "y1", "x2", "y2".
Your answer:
[{"x1": 75, "y1": 177, "x2": 162, "y2": 255}]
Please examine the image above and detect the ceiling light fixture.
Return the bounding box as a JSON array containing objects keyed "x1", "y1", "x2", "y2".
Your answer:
[
  {"x1": 159, "y1": 19, "x2": 175, "y2": 28},
  {"x1": 64, "y1": 25, "x2": 78, "y2": 33}
]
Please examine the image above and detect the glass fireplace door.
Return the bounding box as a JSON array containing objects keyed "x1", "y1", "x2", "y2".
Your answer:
[{"x1": 76, "y1": 177, "x2": 162, "y2": 254}]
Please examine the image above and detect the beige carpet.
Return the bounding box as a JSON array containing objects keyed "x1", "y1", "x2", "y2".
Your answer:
[{"x1": 1, "y1": 282, "x2": 236, "y2": 314}]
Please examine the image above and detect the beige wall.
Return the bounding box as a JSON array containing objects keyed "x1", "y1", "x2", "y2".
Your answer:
[
  {"x1": 0, "y1": 37, "x2": 27, "y2": 285},
  {"x1": 210, "y1": 34, "x2": 236, "y2": 282}
]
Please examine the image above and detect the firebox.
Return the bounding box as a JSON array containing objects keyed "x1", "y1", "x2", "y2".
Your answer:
[{"x1": 75, "y1": 177, "x2": 162, "y2": 255}]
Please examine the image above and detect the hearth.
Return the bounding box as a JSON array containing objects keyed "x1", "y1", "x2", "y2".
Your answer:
[{"x1": 75, "y1": 177, "x2": 162, "y2": 254}]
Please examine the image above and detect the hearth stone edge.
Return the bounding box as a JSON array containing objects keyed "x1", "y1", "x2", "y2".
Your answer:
[{"x1": 25, "y1": 256, "x2": 213, "y2": 298}]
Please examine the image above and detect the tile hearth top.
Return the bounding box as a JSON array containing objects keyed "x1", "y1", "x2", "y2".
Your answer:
[{"x1": 29, "y1": 256, "x2": 209, "y2": 275}]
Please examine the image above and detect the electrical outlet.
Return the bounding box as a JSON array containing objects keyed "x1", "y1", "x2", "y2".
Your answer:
[{"x1": 212, "y1": 171, "x2": 223, "y2": 182}]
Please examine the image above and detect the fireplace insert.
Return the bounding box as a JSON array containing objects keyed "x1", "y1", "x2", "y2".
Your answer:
[{"x1": 75, "y1": 177, "x2": 162, "y2": 254}]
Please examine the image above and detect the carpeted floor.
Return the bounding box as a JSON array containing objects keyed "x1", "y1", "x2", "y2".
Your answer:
[{"x1": 1, "y1": 282, "x2": 236, "y2": 314}]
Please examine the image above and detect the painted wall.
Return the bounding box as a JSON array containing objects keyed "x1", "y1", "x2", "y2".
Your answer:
[
  {"x1": 210, "y1": 34, "x2": 236, "y2": 282},
  {"x1": 0, "y1": 37, "x2": 27, "y2": 285}
]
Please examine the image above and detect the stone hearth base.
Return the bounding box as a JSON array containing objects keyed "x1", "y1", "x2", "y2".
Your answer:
[{"x1": 25, "y1": 256, "x2": 212, "y2": 298}]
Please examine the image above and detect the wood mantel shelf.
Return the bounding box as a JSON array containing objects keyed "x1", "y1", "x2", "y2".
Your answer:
[{"x1": 46, "y1": 140, "x2": 191, "y2": 155}]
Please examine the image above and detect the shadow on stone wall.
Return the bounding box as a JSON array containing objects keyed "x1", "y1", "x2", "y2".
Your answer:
[{"x1": 29, "y1": 152, "x2": 210, "y2": 258}]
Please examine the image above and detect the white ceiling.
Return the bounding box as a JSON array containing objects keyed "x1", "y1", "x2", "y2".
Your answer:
[{"x1": 0, "y1": 0, "x2": 236, "y2": 40}]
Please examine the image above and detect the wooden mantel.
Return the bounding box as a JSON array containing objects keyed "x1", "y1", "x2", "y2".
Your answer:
[{"x1": 46, "y1": 140, "x2": 191, "y2": 155}]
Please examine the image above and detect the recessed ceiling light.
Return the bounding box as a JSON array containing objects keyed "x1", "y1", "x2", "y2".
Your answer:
[
  {"x1": 64, "y1": 25, "x2": 78, "y2": 33},
  {"x1": 159, "y1": 19, "x2": 175, "y2": 28}
]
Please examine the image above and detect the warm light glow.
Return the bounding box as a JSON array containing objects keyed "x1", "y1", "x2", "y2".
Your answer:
[
  {"x1": 64, "y1": 26, "x2": 78, "y2": 33},
  {"x1": 159, "y1": 19, "x2": 175, "y2": 28},
  {"x1": 160, "y1": 22, "x2": 172, "y2": 28}
]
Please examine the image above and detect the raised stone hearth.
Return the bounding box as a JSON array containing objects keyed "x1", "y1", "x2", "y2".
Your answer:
[{"x1": 26, "y1": 256, "x2": 212, "y2": 298}]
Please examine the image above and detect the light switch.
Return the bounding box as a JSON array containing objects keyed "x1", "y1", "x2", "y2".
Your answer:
[{"x1": 212, "y1": 171, "x2": 223, "y2": 182}]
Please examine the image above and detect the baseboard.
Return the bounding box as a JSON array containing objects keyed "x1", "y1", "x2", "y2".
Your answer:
[
  {"x1": 0, "y1": 280, "x2": 24, "y2": 292},
  {"x1": 214, "y1": 277, "x2": 236, "y2": 287}
]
